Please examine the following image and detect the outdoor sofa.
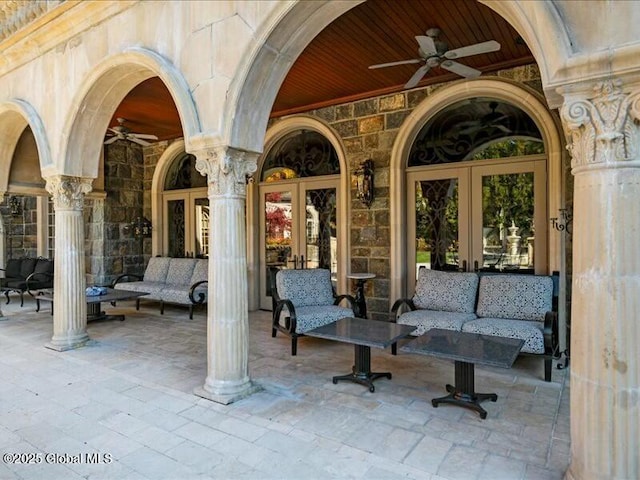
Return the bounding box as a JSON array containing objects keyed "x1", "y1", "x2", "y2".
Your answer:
[
  {"x1": 0, "y1": 257, "x2": 54, "y2": 306},
  {"x1": 112, "y1": 256, "x2": 208, "y2": 319},
  {"x1": 391, "y1": 268, "x2": 559, "y2": 381}
]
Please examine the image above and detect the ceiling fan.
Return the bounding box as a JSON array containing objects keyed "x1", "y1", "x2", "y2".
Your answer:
[
  {"x1": 454, "y1": 101, "x2": 512, "y2": 135},
  {"x1": 368, "y1": 28, "x2": 501, "y2": 89},
  {"x1": 104, "y1": 118, "x2": 158, "y2": 146}
]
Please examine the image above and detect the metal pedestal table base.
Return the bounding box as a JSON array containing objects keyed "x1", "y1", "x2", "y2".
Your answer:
[
  {"x1": 431, "y1": 360, "x2": 497, "y2": 419},
  {"x1": 332, "y1": 344, "x2": 391, "y2": 392}
]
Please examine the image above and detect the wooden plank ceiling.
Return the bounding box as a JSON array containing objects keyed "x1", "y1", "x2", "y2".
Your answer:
[{"x1": 109, "y1": 0, "x2": 533, "y2": 142}]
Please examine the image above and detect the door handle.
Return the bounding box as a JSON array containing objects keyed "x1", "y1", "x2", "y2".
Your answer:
[
  {"x1": 474, "y1": 260, "x2": 479, "y2": 272},
  {"x1": 460, "y1": 260, "x2": 467, "y2": 272}
]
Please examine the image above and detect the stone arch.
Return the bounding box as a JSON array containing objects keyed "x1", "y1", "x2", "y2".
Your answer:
[
  {"x1": 224, "y1": 1, "x2": 571, "y2": 153},
  {"x1": 479, "y1": 0, "x2": 573, "y2": 107},
  {"x1": 0, "y1": 99, "x2": 52, "y2": 192},
  {"x1": 224, "y1": 1, "x2": 364, "y2": 153},
  {"x1": 388, "y1": 77, "x2": 565, "y2": 303},
  {"x1": 246, "y1": 115, "x2": 350, "y2": 309},
  {"x1": 62, "y1": 47, "x2": 200, "y2": 180}
]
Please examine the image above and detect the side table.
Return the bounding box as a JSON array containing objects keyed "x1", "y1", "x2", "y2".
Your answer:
[{"x1": 346, "y1": 273, "x2": 376, "y2": 318}]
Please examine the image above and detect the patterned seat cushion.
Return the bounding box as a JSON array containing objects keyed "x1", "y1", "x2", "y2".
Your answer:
[
  {"x1": 412, "y1": 269, "x2": 479, "y2": 313},
  {"x1": 143, "y1": 257, "x2": 172, "y2": 283},
  {"x1": 476, "y1": 274, "x2": 553, "y2": 322},
  {"x1": 190, "y1": 259, "x2": 208, "y2": 284},
  {"x1": 165, "y1": 258, "x2": 197, "y2": 286},
  {"x1": 397, "y1": 309, "x2": 477, "y2": 336},
  {"x1": 462, "y1": 318, "x2": 545, "y2": 354},
  {"x1": 114, "y1": 281, "x2": 164, "y2": 300},
  {"x1": 278, "y1": 305, "x2": 354, "y2": 333},
  {"x1": 160, "y1": 285, "x2": 208, "y2": 305},
  {"x1": 275, "y1": 269, "x2": 335, "y2": 308}
]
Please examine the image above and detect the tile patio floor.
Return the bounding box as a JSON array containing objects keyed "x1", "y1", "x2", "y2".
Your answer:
[{"x1": 0, "y1": 295, "x2": 570, "y2": 480}]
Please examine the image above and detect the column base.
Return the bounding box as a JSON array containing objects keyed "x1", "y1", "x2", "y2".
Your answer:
[
  {"x1": 194, "y1": 382, "x2": 262, "y2": 405},
  {"x1": 45, "y1": 335, "x2": 93, "y2": 352}
]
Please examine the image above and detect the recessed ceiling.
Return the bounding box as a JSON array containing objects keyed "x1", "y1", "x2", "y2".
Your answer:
[{"x1": 108, "y1": 0, "x2": 534, "y2": 143}]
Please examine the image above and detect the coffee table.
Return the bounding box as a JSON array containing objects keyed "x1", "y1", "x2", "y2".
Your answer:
[
  {"x1": 305, "y1": 317, "x2": 416, "y2": 392},
  {"x1": 401, "y1": 329, "x2": 524, "y2": 419},
  {"x1": 36, "y1": 288, "x2": 148, "y2": 322}
]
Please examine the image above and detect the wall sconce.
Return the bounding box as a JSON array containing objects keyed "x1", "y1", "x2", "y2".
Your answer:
[
  {"x1": 550, "y1": 208, "x2": 572, "y2": 235},
  {"x1": 353, "y1": 159, "x2": 374, "y2": 208},
  {"x1": 8, "y1": 196, "x2": 22, "y2": 216},
  {"x1": 131, "y1": 216, "x2": 152, "y2": 238}
]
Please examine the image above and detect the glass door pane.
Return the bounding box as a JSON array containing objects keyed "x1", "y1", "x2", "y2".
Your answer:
[
  {"x1": 167, "y1": 198, "x2": 186, "y2": 257},
  {"x1": 480, "y1": 172, "x2": 534, "y2": 271},
  {"x1": 262, "y1": 189, "x2": 293, "y2": 309},
  {"x1": 414, "y1": 177, "x2": 461, "y2": 273},
  {"x1": 407, "y1": 168, "x2": 469, "y2": 293},
  {"x1": 304, "y1": 187, "x2": 337, "y2": 276},
  {"x1": 193, "y1": 197, "x2": 209, "y2": 258},
  {"x1": 471, "y1": 159, "x2": 546, "y2": 274}
]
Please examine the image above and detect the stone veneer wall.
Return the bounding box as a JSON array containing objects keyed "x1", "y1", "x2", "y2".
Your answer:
[
  {"x1": 0, "y1": 195, "x2": 38, "y2": 259},
  {"x1": 86, "y1": 140, "x2": 147, "y2": 286},
  {"x1": 297, "y1": 64, "x2": 558, "y2": 320}
]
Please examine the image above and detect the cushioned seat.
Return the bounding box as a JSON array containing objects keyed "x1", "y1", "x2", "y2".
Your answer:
[
  {"x1": 112, "y1": 257, "x2": 208, "y2": 319},
  {"x1": 272, "y1": 268, "x2": 356, "y2": 355},
  {"x1": 392, "y1": 268, "x2": 479, "y2": 342},
  {"x1": 1, "y1": 257, "x2": 54, "y2": 307}
]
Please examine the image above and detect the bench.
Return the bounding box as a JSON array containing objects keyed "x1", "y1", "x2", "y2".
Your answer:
[
  {"x1": 0, "y1": 257, "x2": 54, "y2": 307},
  {"x1": 391, "y1": 268, "x2": 559, "y2": 381},
  {"x1": 112, "y1": 257, "x2": 208, "y2": 319}
]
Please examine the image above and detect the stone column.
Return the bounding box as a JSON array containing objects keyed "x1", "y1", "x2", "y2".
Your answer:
[
  {"x1": 44, "y1": 175, "x2": 93, "y2": 351},
  {"x1": 193, "y1": 146, "x2": 261, "y2": 404},
  {"x1": 560, "y1": 80, "x2": 640, "y2": 480}
]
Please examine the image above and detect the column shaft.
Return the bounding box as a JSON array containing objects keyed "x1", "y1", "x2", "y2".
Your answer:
[
  {"x1": 193, "y1": 146, "x2": 260, "y2": 404},
  {"x1": 44, "y1": 176, "x2": 92, "y2": 351},
  {"x1": 561, "y1": 80, "x2": 640, "y2": 480}
]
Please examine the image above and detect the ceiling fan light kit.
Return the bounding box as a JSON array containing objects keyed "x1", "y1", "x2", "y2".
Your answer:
[
  {"x1": 369, "y1": 28, "x2": 501, "y2": 89},
  {"x1": 104, "y1": 117, "x2": 158, "y2": 146}
]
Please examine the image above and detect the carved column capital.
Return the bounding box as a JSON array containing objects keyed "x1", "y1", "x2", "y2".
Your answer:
[
  {"x1": 44, "y1": 175, "x2": 93, "y2": 210},
  {"x1": 560, "y1": 79, "x2": 640, "y2": 170},
  {"x1": 194, "y1": 146, "x2": 258, "y2": 198}
]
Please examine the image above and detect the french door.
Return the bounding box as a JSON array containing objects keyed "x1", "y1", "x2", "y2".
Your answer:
[
  {"x1": 407, "y1": 157, "x2": 547, "y2": 293},
  {"x1": 163, "y1": 188, "x2": 209, "y2": 258},
  {"x1": 259, "y1": 177, "x2": 339, "y2": 310}
]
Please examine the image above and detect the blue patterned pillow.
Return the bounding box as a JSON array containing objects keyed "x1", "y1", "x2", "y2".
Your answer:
[
  {"x1": 412, "y1": 269, "x2": 479, "y2": 313},
  {"x1": 476, "y1": 274, "x2": 553, "y2": 321},
  {"x1": 276, "y1": 269, "x2": 335, "y2": 308}
]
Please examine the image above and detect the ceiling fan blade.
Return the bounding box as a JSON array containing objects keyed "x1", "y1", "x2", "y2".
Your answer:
[
  {"x1": 405, "y1": 64, "x2": 431, "y2": 89},
  {"x1": 103, "y1": 136, "x2": 119, "y2": 145},
  {"x1": 440, "y1": 60, "x2": 482, "y2": 78},
  {"x1": 444, "y1": 40, "x2": 501, "y2": 60},
  {"x1": 130, "y1": 133, "x2": 159, "y2": 140},
  {"x1": 128, "y1": 137, "x2": 152, "y2": 146},
  {"x1": 415, "y1": 35, "x2": 437, "y2": 56},
  {"x1": 369, "y1": 59, "x2": 421, "y2": 69}
]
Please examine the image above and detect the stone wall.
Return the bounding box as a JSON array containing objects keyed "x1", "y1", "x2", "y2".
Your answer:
[
  {"x1": 1, "y1": 195, "x2": 38, "y2": 260},
  {"x1": 87, "y1": 140, "x2": 147, "y2": 285}
]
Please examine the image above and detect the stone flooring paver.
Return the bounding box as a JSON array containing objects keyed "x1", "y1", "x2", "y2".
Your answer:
[{"x1": 0, "y1": 295, "x2": 570, "y2": 479}]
